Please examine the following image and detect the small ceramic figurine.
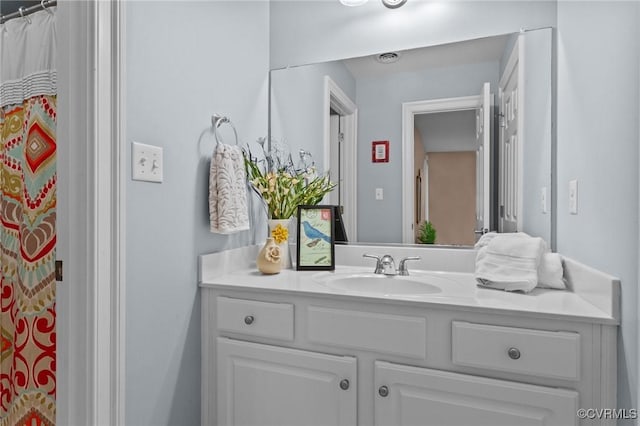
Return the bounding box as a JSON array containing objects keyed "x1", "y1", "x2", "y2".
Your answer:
[{"x1": 256, "y1": 237, "x2": 282, "y2": 274}]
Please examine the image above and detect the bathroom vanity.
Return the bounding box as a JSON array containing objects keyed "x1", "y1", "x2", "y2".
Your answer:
[{"x1": 200, "y1": 245, "x2": 619, "y2": 426}]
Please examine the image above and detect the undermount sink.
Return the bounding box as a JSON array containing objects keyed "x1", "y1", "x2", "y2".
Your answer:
[{"x1": 314, "y1": 272, "x2": 443, "y2": 296}]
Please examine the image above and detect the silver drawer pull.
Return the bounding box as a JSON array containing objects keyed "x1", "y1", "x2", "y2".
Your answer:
[
  {"x1": 339, "y1": 379, "x2": 350, "y2": 390},
  {"x1": 507, "y1": 347, "x2": 521, "y2": 360},
  {"x1": 378, "y1": 385, "x2": 389, "y2": 397},
  {"x1": 244, "y1": 315, "x2": 255, "y2": 325}
]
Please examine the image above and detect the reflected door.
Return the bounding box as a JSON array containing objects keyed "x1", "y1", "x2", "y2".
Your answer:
[
  {"x1": 499, "y1": 38, "x2": 522, "y2": 233},
  {"x1": 475, "y1": 82, "x2": 492, "y2": 240}
]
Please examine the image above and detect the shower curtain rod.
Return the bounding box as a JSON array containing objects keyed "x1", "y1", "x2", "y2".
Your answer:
[{"x1": 0, "y1": 0, "x2": 57, "y2": 24}]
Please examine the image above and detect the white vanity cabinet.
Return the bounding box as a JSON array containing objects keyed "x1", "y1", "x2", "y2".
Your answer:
[
  {"x1": 374, "y1": 361, "x2": 578, "y2": 426},
  {"x1": 216, "y1": 338, "x2": 357, "y2": 426},
  {"x1": 202, "y1": 287, "x2": 617, "y2": 426}
]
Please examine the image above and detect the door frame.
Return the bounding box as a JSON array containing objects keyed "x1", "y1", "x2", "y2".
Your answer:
[
  {"x1": 323, "y1": 76, "x2": 358, "y2": 240},
  {"x1": 57, "y1": 0, "x2": 125, "y2": 424},
  {"x1": 401, "y1": 96, "x2": 482, "y2": 244}
]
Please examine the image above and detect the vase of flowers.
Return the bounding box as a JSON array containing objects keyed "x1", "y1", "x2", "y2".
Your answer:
[{"x1": 245, "y1": 139, "x2": 336, "y2": 269}]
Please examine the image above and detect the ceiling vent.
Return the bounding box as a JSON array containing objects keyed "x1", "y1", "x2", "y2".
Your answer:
[{"x1": 375, "y1": 52, "x2": 401, "y2": 64}]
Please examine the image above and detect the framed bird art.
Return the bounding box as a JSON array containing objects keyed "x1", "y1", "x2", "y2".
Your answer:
[{"x1": 296, "y1": 205, "x2": 336, "y2": 271}]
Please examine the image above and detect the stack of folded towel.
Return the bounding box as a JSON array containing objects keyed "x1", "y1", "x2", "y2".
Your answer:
[
  {"x1": 209, "y1": 144, "x2": 250, "y2": 234},
  {"x1": 474, "y1": 232, "x2": 566, "y2": 293}
]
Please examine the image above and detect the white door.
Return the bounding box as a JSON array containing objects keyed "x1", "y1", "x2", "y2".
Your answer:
[
  {"x1": 475, "y1": 82, "x2": 492, "y2": 239},
  {"x1": 499, "y1": 38, "x2": 522, "y2": 233},
  {"x1": 217, "y1": 338, "x2": 357, "y2": 426},
  {"x1": 374, "y1": 361, "x2": 578, "y2": 426}
]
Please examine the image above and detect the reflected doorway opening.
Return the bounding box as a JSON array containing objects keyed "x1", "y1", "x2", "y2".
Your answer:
[
  {"x1": 402, "y1": 86, "x2": 494, "y2": 245},
  {"x1": 323, "y1": 76, "x2": 357, "y2": 240}
]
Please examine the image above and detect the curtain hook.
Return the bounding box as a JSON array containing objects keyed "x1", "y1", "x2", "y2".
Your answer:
[
  {"x1": 41, "y1": 0, "x2": 54, "y2": 14},
  {"x1": 18, "y1": 7, "x2": 32, "y2": 24}
]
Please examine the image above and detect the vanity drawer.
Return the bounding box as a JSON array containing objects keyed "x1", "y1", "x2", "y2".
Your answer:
[
  {"x1": 307, "y1": 306, "x2": 426, "y2": 359},
  {"x1": 216, "y1": 297, "x2": 294, "y2": 341},
  {"x1": 451, "y1": 321, "x2": 580, "y2": 381}
]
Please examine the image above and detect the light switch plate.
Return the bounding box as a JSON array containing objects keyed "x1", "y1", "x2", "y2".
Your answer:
[
  {"x1": 540, "y1": 187, "x2": 547, "y2": 214},
  {"x1": 375, "y1": 188, "x2": 384, "y2": 200},
  {"x1": 569, "y1": 179, "x2": 578, "y2": 214},
  {"x1": 132, "y1": 142, "x2": 163, "y2": 183}
]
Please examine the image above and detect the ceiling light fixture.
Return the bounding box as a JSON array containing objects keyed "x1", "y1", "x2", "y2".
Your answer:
[
  {"x1": 382, "y1": 0, "x2": 407, "y2": 8},
  {"x1": 339, "y1": 0, "x2": 369, "y2": 6}
]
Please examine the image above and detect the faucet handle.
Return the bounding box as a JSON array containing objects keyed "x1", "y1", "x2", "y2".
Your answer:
[
  {"x1": 363, "y1": 254, "x2": 382, "y2": 274},
  {"x1": 398, "y1": 256, "x2": 421, "y2": 276}
]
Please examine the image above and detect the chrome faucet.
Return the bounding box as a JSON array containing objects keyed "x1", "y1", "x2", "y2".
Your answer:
[{"x1": 363, "y1": 254, "x2": 421, "y2": 276}]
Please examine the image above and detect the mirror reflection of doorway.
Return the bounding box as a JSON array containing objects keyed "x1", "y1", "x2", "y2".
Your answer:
[
  {"x1": 324, "y1": 76, "x2": 357, "y2": 240},
  {"x1": 414, "y1": 110, "x2": 478, "y2": 245}
]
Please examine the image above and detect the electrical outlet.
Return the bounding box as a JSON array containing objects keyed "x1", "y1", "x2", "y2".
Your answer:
[
  {"x1": 540, "y1": 187, "x2": 547, "y2": 214},
  {"x1": 132, "y1": 142, "x2": 163, "y2": 183}
]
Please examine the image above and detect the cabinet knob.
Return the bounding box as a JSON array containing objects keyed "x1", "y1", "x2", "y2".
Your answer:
[
  {"x1": 507, "y1": 347, "x2": 521, "y2": 360},
  {"x1": 244, "y1": 315, "x2": 255, "y2": 325},
  {"x1": 339, "y1": 379, "x2": 350, "y2": 390},
  {"x1": 378, "y1": 385, "x2": 389, "y2": 397}
]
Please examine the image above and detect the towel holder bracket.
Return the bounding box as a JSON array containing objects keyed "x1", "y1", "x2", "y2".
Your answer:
[{"x1": 211, "y1": 113, "x2": 239, "y2": 146}]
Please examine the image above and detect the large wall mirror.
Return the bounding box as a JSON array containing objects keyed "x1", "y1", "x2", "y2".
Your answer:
[{"x1": 270, "y1": 28, "x2": 552, "y2": 247}]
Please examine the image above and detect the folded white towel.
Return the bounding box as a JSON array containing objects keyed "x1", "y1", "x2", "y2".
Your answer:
[
  {"x1": 209, "y1": 144, "x2": 250, "y2": 234},
  {"x1": 475, "y1": 233, "x2": 545, "y2": 292}
]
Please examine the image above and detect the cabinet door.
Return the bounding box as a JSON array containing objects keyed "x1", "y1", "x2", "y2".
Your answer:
[
  {"x1": 374, "y1": 361, "x2": 578, "y2": 426},
  {"x1": 217, "y1": 338, "x2": 356, "y2": 426}
]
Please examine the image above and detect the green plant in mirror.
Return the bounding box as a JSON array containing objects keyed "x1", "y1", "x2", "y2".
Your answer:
[
  {"x1": 244, "y1": 138, "x2": 336, "y2": 219},
  {"x1": 417, "y1": 221, "x2": 436, "y2": 244}
]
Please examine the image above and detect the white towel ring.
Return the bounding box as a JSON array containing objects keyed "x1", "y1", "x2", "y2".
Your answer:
[{"x1": 211, "y1": 113, "x2": 238, "y2": 146}]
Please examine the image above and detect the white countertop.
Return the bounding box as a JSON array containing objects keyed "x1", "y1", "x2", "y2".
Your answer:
[{"x1": 199, "y1": 245, "x2": 620, "y2": 325}]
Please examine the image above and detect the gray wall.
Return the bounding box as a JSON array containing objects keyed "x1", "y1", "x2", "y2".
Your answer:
[
  {"x1": 356, "y1": 61, "x2": 499, "y2": 242},
  {"x1": 270, "y1": 60, "x2": 356, "y2": 170},
  {"x1": 269, "y1": 0, "x2": 557, "y2": 69},
  {"x1": 556, "y1": 2, "x2": 639, "y2": 420},
  {"x1": 415, "y1": 110, "x2": 477, "y2": 152},
  {"x1": 521, "y1": 28, "x2": 553, "y2": 246},
  {"x1": 124, "y1": 2, "x2": 269, "y2": 425}
]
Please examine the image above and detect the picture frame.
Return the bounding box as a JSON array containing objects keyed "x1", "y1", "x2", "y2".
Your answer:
[
  {"x1": 371, "y1": 140, "x2": 389, "y2": 163},
  {"x1": 296, "y1": 205, "x2": 335, "y2": 271}
]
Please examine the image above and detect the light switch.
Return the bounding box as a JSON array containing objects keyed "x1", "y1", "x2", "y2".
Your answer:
[
  {"x1": 569, "y1": 179, "x2": 578, "y2": 214},
  {"x1": 540, "y1": 187, "x2": 547, "y2": 214},
  {"x1": 375, "y1": 188, "x2": 384, "y2": 200},
  {"x1": 132, "y1": 142, "x2": 163, "y2": 183}
]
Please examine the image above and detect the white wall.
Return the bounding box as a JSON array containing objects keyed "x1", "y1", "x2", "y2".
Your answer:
[
  {"x1": 556, "y1": 2, "x2": 639, "y2": 420},
  {"x1": 124, "y1": 2, "x2": 269, "y2": 424}
]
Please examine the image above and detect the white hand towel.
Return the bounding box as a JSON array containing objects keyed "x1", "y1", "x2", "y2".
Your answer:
[
  {"x1": 209, "y1": 144, "x2": 250, "y2": 234},
  {"x1": 537, "y1": 252, "x2": 567, "y2": 290},
  {"x1": 475, "y1": 233, "x2": 545, "y2": 292}
]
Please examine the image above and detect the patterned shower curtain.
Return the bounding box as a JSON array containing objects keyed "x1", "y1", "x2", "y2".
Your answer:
[{"x1": 0, "y1": 9, "x2": 57, "y2": 426}]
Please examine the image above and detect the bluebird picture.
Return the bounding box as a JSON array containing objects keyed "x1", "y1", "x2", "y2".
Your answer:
[
  {"x1": 297, "y1": 206, "x2": 335, "y2": 270},
  {"x1": 302, "y1": 221, "x2": 331, "y2": 244}
]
